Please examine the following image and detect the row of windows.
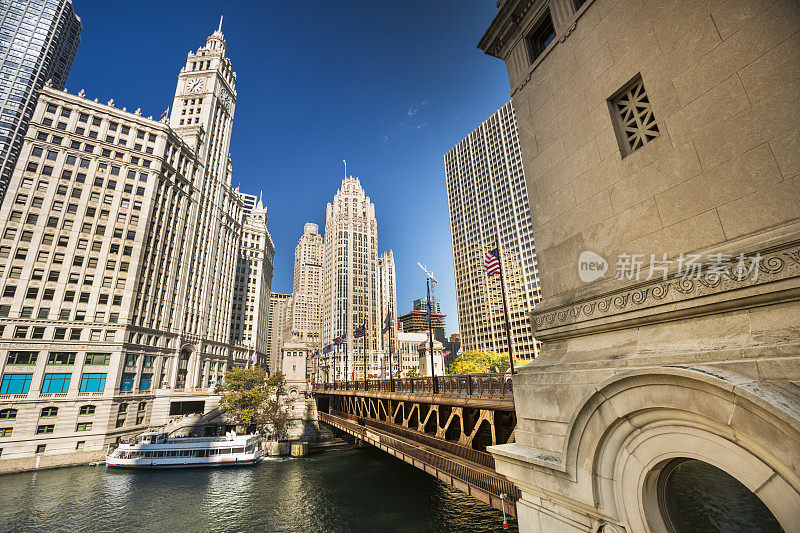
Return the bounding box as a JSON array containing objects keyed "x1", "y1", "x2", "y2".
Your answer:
[
  {"x1": 4, "y1": 351, "x2": 111, "y2": 366},
  {"x1": 0, "y1": 372, "x2": 106, "y2": 394},
  {"x1": 0, "y1": 405, "x2": 95, "y2": 420}
]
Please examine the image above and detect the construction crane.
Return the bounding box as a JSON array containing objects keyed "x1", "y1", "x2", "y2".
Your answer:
[
  {"x1": 417, "y1": 261, "x2": 439, "y2": 392},
  {"x1": 417, "y1": 262, "x2": 437, "y2": 302}
]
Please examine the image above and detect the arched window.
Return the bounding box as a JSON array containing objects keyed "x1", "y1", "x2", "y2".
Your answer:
[
  {"x1": 176, "y1": 351, "x2": 190, "y2": 388},
  {"x1": 79, "y1": 405, "x2": 96, "y2": 416},
  {"x1": 0, "y1": 408, "x2": 17, "y2": 420},
  {"x1": 40, "y1": 406, "x2": 58, "y2": 418}
]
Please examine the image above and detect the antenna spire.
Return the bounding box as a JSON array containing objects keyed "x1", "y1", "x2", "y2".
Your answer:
[
  {"x1": 218, "y1": 15, "x2": 223, "y2": 32},
  {"x1": 343, "y1": 159, "x2": 347, "y2": 180}
]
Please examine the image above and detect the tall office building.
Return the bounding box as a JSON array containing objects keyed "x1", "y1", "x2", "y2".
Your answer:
[
  {"x1": 321, "y1": 177, "x2": 391, "y2": 379},
  {"x1": 230, "y1": 193, "x2": 274, "y2": 368},
  {"x1": 286, "y1": 223, "x2": 323, "y2": 348},
  {"x1": 266, "y1": 292, "x2": 291, "y2": 373},
  {"x1": 0, "y1": 0, "x2": 81, "y2": 205},
  {"x1": 444, "y1": 101, "x2": 541, "y2": 360},
  {"x1": 0, "y1": 25, "x2": 246, "y2": 470}
]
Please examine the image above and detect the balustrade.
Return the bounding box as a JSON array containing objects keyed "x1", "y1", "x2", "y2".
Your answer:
[{"x1": 312, "y1": 373, "x2": 513, "y2": 399}]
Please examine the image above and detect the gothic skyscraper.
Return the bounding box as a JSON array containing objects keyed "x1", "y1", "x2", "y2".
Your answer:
[{"x1": 321, "y1": 177, "x2": 391, "y2": 379}]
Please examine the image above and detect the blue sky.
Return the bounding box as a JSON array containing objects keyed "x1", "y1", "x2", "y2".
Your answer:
[{"x1": 69, "y1": 1, "x2": 510, "y2": 335}]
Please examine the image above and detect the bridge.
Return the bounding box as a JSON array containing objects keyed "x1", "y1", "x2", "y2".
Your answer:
[{"x1": 312, "y1": 373, "x2": 520, "y2": 517}]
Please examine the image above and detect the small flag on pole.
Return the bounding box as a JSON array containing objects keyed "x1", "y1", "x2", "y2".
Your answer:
[
  {"x1": 334, "y1": 335, "x2": 347, "y2": 345},
  {"x1": 382, "y1": 310, "x2": 391, "y2": 334},
  {"x1": 484, "y1": 248, "x2": 501, "y2": 276},
  {"x1": 323, "y1": 344, "x2": 334, "y2": 354},
  {"x1": 353, "y1": 324, "x2": 366, "y2": 339},
  {"x1": 160, "y1": 107, "x2": 169, "y2": 119}
]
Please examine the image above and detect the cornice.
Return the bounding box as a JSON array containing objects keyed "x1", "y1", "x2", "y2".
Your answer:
[{"x1": 534, "y1": 241, "x2": 800, "y2": 340}]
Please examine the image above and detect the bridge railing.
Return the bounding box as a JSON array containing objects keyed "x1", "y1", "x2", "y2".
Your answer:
[{"x1": 312, "y1": 373, "x2": 513, "y2": 399}]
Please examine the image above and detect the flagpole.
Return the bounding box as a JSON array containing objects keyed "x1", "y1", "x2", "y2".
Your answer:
[
  {"x1": 427, "y1": 278, "x2": 438, "y2": 394},
  {"x1": 389, "y1": 312, "x2": 395, "y2": 393},
  {"x1": 496, "y1": 236, "x2": 516, "y2": 375},
  {"x1": 363, "y1": 323, "x2": 368, "y2": 390}
]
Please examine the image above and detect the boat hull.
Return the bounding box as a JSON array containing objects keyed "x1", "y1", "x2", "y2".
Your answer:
[{"x1": 105, "y1": 457, "x2": 261, "y2": 469}]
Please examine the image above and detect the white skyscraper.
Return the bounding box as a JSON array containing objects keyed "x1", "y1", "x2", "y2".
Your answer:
[
  {"x1": 287, "y1": 223, "x2": 323, "y2": 348},
  {"x1": 445, "y1": 101, "x2": 541, "y2": 360},
  {"x1": 230, "y1": 192, "x2": 274, "y2": 368}
]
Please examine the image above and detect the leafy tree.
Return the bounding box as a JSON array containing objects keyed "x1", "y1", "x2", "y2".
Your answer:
[
  {"x1": 405, "y1": 367, "x2": 419, "y2": 378},
  {"x1": 216, "y1": 367, "x2": 288, "y2": 438},
  {"x1": 446, "y1": 351, "x2": 530, "y2": 374}
]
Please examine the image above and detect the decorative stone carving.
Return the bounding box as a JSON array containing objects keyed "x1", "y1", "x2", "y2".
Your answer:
[{"x1": 534, "y1": 244, "x2": 800, "y2": 332}]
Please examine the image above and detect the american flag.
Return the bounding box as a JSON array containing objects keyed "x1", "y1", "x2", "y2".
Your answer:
[
  {"x1": 484, "y1": 248, "x2": 501, "y2": 276},
  {"x1": 334, "y1": 335, "x2": 347, "y2": 345},
  {"x1": 353, "y1": 324, "x2": 366, "y2": 339}
]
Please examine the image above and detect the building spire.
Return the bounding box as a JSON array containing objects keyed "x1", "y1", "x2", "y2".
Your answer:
[{"x1": 218, "y1": 15, "x2": 223, "y2": 32}]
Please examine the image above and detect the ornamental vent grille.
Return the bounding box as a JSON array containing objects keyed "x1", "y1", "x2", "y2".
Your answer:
[{"x1": 609, "y1": 74, "x2": 659, "y2": 157}]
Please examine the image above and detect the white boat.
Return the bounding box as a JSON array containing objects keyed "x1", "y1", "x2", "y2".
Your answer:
[{"x1": 106, "y1": 431, "x2": 265, "y2": 469}]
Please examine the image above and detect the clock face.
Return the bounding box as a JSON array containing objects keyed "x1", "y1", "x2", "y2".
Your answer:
[
  {"x1": 185, "y1": 78, "x2": 204, "y2": 93},
  {"x1": 220, "y1": 89, "x2": 232, "y2": 109}
]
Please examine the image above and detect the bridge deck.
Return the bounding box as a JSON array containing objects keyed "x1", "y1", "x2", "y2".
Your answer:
[{"x1": 319, "y1": 411, "x2": 519, "y2": 517}]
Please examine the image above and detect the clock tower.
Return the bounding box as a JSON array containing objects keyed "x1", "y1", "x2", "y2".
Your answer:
[{"x1": 170, "y1": 17, "x2": 237, "y2": 184}]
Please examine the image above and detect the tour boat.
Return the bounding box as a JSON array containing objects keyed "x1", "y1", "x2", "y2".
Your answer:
[{"x1": 106, "y1": 431, "x2": 265, "y2": 469}]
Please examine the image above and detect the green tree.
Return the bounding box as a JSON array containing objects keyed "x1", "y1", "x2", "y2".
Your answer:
[
  {"x1": 405, "y1": 367, "x2": 419, "y2": 378},
  {"x1": 446, "y1": 351, "x2": 530, "y2": 374},
  {"x1": 215, "y1": 367, "x2": 288, "y2": 438}
]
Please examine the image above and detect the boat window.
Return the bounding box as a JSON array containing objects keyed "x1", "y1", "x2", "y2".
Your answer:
[
  {"x1": 143, "y1": 451, "x2": 153, "y2": 458},
  {"x1": 167, "y1": 450, "x2": 178, "y2": 457},
  {"x1": 245, "y1": 446, "x2": 254, "y2": 453},
  {"x1": 155, "y1": 451, "x2": 165, "y2": 457},
  {"x1": 232, "y1": 447, "x2": 244, "y2": 454},
  {"x1": 220, "y1": 448, "x2": 232, "y2": 455},
  {"x1": 180, "y1": 450, "x2": 192, "y2": 457}
]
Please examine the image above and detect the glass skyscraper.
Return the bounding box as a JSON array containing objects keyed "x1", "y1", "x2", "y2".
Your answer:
[{"x1": 0, "y1": 0, "x2": 81, "y2": 204}]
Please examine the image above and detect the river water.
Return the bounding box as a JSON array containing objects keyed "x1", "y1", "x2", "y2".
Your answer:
[{"x1": 0, "y1": 447, "x2": 517, "y2": 532}]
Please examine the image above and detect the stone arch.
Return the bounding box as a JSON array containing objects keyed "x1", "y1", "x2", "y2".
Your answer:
[{"x1": 562, "y1": 366, "x2": 800, "y2": 531}]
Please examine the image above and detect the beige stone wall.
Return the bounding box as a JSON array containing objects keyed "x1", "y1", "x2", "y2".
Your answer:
[
  {"x1": 480, "y1": 1, "x2": 800, "y2": 530},
  {"x1": 503, "y1": 0, "x2": 800, "y2": 300}
]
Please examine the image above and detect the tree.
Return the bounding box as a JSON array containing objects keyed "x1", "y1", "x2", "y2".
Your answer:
[
  {"x1": 446, "y1": 351, "x2": 530, "y2": 374},
  {"x1": 215, "y1": 367, "x2": 288, "y2": 438},
  {"x1": 405, "y1": 367, "x2": 419, "y2": 378}
]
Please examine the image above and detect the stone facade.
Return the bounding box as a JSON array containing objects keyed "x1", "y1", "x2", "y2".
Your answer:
[{"x1": 480, "y1": 0, "x2": 800, "y2": 531}]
